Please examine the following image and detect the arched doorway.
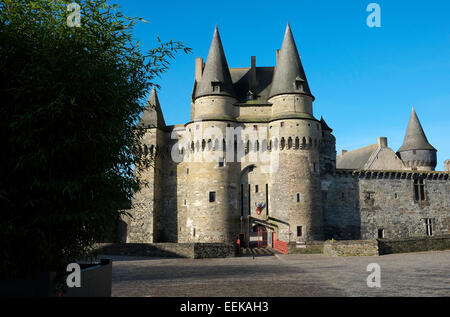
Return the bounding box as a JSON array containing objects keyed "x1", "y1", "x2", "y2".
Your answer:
[{"x1": 249, "y1": 224, "x2": 268, "y2": 248}]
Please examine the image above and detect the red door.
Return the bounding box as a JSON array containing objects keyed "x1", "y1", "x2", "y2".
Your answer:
[{"x1": 257, "y1": 226, "x2": 268, "y2": 248}]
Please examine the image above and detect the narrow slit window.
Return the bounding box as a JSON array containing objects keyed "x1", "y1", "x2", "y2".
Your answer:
[
  {"x1": 296, "y1": 193, "x2": 301, "y2": 202},
  {"x1": 209, "y1": 191, "x2": 216, "y2": 203},
  {"x1": 425, "y1": 219, "x2": 433, "y2": 236},
  {"x1": 297, "y1": 226, "x2": 303, "y2": 237}
]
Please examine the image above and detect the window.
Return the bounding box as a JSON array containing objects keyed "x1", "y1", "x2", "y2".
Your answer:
[
  {"x1": 280, "y1": 122, "x2": 285, "y2": 127},
  {"x1": 240, "y1": 184, "x2": 244, "y2": 216},
  {"x1": 187, "y1": 168, "x2": 189, "y2": 174},
  {"x1": 414, "y1": 178, "x2": 425, "y2": 201},
  {"x1": 394, "y1": 193, "x2": 398, "y2": 199},
  {"x1": 425, "y1": 219, "x2": 433, "y2": 236},
  {"x1": 296, "y1": 193, "x2": 301, "y2": 202},
  {"x1": 212, "y1": 82, "x2": 221, "y2": 92},
  {"x1": 253, "y1": 125, "x2": 258, "y2": 131},
  {"x1": 255, "y1": 185, "x2": 259, "y2": 193},
  {"x1": 297, "y1": 226, "x2": 303, "y2": 237},
  {"x1": 219, "y1": 160, "x2": 224, "y2": 167},
  {"x1": 378, "y1": 229, "x2": 384, "y2": 239},
  {"x1": 209, "y1": 192, "x2": 216, "y2": 203}
]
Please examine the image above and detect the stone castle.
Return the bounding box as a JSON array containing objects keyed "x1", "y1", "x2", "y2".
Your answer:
[{"x1": 124, "y1": 24, "x2": 450, "y2": 247}]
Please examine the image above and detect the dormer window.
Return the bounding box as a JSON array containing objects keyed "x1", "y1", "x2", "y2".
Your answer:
[
  {"x1": 247, "y1": 90, "x2": 254, "y2": 100},
  {"x1": 294, "y1": 76, "x2": 305, "y2": 91},
  {"x1": 211, "y1": 81, "x2": 221, "y2": 92}
]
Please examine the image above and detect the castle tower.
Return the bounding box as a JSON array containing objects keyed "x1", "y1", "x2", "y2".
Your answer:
[
  {"x1": 192, "y1": 25, "x2": 237, "y2": 121},
  {"x1": 319, "y1": 116, "x2": 337, "y2": 173},
  {"x1": 181, "y1": 26, "x2": 240, "y2": 243},
  {"x1": 268, "y1": 23, "x2": 323, "y2": 242},
  {"x1": 125, "y1": 88, "x2": 166, "y2": 243},
  {"x1": 397, "y1": 108, "x2": 437, "y2": 171}
]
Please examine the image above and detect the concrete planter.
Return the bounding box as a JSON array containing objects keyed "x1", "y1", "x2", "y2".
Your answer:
[{"x1": 0, "y1": 259, "x2": 112, "y2": 297}]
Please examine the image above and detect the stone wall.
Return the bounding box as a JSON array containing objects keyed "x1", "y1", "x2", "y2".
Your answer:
[
  {"x1": 287, "y1": 241, "x2": 324, "y2": 254},
  {"x1": 94, "y1": 243, "x2": 235, "y2": 259},
  {"x1": 323, "y1": 171, "x2": 450, "y2": 240},
  {"x1": 323, "y1": 240, "x2": 379, "y2": 256},
  {"x1": 378, "y1": 235, "x2": 450, "y2": 255}
]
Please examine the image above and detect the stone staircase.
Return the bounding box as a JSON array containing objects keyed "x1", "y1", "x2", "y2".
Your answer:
[{"x1": 238, "y1": 247, "x2": 282, "y2": 257}]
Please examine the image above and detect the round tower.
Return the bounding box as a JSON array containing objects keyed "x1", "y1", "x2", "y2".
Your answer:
[
  {"x1": 267, "y1": 24, "x2": 324, "y2": 242},
  {"x1": 397, "y1": 108, "x2": 437, "y2": 171},
  {"x1": 192, "y1": 25, "x2": 237, "y2": 122},
  {"x1": 182, "y1": 121, "x2": 240, "y2": 243},
  {"x1": 181, "y1": 26, "x2": 240, "y2": 243}
]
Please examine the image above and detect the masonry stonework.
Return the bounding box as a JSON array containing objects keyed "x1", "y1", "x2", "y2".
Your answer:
[{"x1": 124, "y1": 24, "x2": 450, "y2": 250}]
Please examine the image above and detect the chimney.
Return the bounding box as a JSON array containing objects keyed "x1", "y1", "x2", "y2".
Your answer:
[
  {"x1": 340, "y1": 150, "x2": 347, "y2": 156},
  {"x1": 250, "y1": 56, "x2": 257, "y2": 91},
  {"x1": 195, "y1": 57, "x2": 203, "y2": 82},
  {"x1": 378, "y1": 137, "x2": 388, "y2": 148}
]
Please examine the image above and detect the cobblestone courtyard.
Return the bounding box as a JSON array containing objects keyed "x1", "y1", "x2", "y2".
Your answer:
[{"x1": 105, "y1": 250, "x2": 450, "y2": 297}]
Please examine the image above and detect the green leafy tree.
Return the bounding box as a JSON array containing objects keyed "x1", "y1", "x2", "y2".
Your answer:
[{"x1": 0, "y1": 0, "x2": 190, "y2": 278}]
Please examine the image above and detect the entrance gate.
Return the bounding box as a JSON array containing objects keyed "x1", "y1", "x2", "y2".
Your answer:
[{"x1": 257, "y1": 226, "x2": 268, "y2": 248}]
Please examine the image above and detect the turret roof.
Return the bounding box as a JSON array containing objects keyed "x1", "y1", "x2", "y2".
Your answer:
[
  {"x1": 137, "y1": 88, "x2": 166, "y2": 129},
  {"x1": 195, "y1": 25, "x2": 235, "y2": 99},
  {"x1": 398, "y1": 108, "x2": 436, "y2": 152},
  {"x1": 320, "y1": 116, "x2": 333, "y2": 132},
  {"x1": 268, "y1": 23, "x2": 312, "y2": 98}
]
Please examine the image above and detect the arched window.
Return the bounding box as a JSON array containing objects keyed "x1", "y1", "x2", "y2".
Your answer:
[
  {"x1": 280, "y1": 137, "x2": 286, "y2": 150},
  {"x1": 214, "y1": 139, "x2": 219, "y2": 151},
  {"x1": 295, "y1": 137, "x2": 300, "y2": 149},
  {"x1": 288, "y1": 137, "x2": 293, "y2": 149},
  {"x1": 261, "y1": 139, "x2": 267, "y2": 152},
  {"x1": 207, "y1": 139, "x2": 212, "y2": 151}
]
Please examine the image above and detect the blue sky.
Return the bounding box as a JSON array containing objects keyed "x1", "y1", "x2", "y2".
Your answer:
[{"x1": 118, "y1": 0, "x2": 449, "y2": 170}]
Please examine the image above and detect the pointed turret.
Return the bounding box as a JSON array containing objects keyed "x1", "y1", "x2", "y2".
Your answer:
[
  {"x1": 398, "y1": 108, "x2": 436, "y2": 152},
  {"x1": 320, "y1": 116, "x2": 333, "y2": 132},
  {"x1": 397, "y1": 108, "x2": 437, "y2": 171},
  {"x1": 269, "y1": 23, "x2": 312, "y2": 98},
  {"x1": 195, "y1": 25, "x2": 235, "y2": 99},
  {"x1": 138, "y1": 88, "x2": 166, "y2": 129}
]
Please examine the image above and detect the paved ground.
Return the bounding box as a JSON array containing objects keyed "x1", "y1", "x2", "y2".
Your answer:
[{"x1": 102, "y1": 250, "x2": 450, "y2": 297}]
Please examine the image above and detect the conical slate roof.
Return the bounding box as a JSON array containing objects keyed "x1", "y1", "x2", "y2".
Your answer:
[
  {"x1": 269, "y1": 23, "x2": 312, "y2": 98},
  {"x1": 398, "y1": 108, "x2": 436, "y2": 152},
  {"x1": 138, "y1": 88, "x2": 166, "y2": 129},
  {"x1": 320, "y1": 116, "x2": 333, "y2": 132},
  {"x1": 195, "y1": 25, "x2": 235, "y2": 99}
]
